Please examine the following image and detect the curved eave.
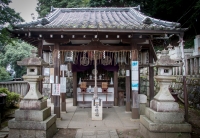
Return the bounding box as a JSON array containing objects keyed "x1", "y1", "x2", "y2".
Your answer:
[{"x1": 12, "y1": 27, "x2": 188, "y2": 34}]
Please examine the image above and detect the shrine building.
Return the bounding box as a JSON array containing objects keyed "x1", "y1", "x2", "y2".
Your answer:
[{"x1": 10, "y1": 6, "x2": 186, "y2": 119}]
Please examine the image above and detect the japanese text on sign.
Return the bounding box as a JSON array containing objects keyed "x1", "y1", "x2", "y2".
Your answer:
[{"x1": 52, "y1": 84, "x2": 60, "y2": 95}]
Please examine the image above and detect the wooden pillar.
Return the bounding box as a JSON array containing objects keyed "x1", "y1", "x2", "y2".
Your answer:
[
  {"x1": 125, "y1": 65, "x2": 131, "y2": 111},
  {"x1": 53, "y1": 43, "x2": 60, "y2": 118},
  {"x1": 37, "y1": 40, "x2": 43, "y2": 94},
  {"x1": 131, "y1": 41, "x2": 139, "y2": 119},
  {"x1": 61, "y1": 93, "x2": 66, "y2": 112},
  {"x1": 149, "y1": 47, "x2": 154, "y2": 102},
  {"x1": 114, "y1": 71, "x2": 118, "y2": 106},
  {"x1": 73, "y1": 72, "x2": 77, "y2": 106}
]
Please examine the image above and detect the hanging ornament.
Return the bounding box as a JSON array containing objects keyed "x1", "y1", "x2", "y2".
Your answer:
[
  {"x1": 101, "y1": 56, "x2": 112, "y2": 65},
  {"x1": 80, "y1": 51, "x2": 89, "y2": 66}
]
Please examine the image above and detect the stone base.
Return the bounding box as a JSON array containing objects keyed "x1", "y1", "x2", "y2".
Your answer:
[
  {"x1": 140, "y1": 122, "x2": 191, "y2": 138},
  {"x1": 8, "y1": 98, "x2": 57, "y2": 138},
  {"x1": 15, "y1": 107, "x2": 51, "y2": 121},
  {"x1": 20, "y1": 99, "x2": 47, "y2": 110},
  {"x1": 140, "y1": 115, "x2": 191, "y2": 133},
  {"x1": 8, "y1": 114, "x2": 56, "y2": 130},
  {"x1": 145, "y1": 108, "x2": 184, "y2": 124},
  {"x1": 150, "y1": 99, "x2": 179, "y2": 112},
  {"x1": 8, "y1": 123, "x2": 57, "y2": 138}
]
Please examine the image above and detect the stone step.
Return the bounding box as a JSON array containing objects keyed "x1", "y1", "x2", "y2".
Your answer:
[
  {"x1": 0, "y1": 132, "x2": 8, "y2": 138},
  {"x1": 15, "y1": 107, "x2": 51, "y2": 121},
  {"x1": 140, "y1": 115, "x2": 191, "y2": 133}
]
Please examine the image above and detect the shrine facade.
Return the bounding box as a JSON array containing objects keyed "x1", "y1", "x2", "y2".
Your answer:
[{"x1": 11, "y1": 7, "x2": 186, "y2": 119}]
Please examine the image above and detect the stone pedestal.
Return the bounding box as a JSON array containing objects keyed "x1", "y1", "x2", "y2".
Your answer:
[
  {"x1": 140, "y1": 108, "x2": 191, "y2": 138},
  {"x1": 8, "y1": 99, "x2": 57, "y2": 138},
  {"x1": 92, "y1": 98, "x2": 103, "y2": 120}
]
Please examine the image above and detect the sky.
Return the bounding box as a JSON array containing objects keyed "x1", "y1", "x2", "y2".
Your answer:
[{"x1": 9, "y1": 0, "x2": 38, "y2": 22}]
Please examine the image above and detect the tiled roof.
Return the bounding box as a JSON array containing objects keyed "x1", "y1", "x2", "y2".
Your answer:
[{"x1": 14, "y1": 7, "x2": 184, "y2": 31}]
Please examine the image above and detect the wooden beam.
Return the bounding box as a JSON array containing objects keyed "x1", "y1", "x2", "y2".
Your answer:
[{"x1": 16, "y1": 28, "x2": 185, "y2": 34}]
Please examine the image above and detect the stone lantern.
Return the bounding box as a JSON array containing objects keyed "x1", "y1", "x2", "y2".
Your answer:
[
  {"x1": 8, "y1": 49, "x2": 57, "y2": 138},
  {"x1": 140, "y1": 49, "x2": 191, "y2": 138},
  {"x1": 17, "y1": 49, "x2": 48, "y2": 100},
  {"x1": 150, "y1": 49, "x2": 180, "y2": 112}
]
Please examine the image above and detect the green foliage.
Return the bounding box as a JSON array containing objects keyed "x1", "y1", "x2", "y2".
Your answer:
[
  {"x1": 0, "y1": 87, "x2": 20, "y2": 108},
  {"x1": 0, "y1": 0, "x2": 24, "y2": 45},
  {"x1": 0, "y1": 0, "x2": 24, "y2": 25},
  {"x1": 0, "y1": 67, "x2": 11, "y2": 81},
  {"x1": 0, "y1": 41, "x2": 35, "y2": 78}
]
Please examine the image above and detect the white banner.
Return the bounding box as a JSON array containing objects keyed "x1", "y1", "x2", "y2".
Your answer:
[
  {"x1": 60, "y1": 77, "x2": 66, "y2": 93},
  {"x1": 52, "y1": 84, "x2": 60, "y2": 95},
  {"x1": 131, "y1": 70, "x2": 138, "y2": 81}
]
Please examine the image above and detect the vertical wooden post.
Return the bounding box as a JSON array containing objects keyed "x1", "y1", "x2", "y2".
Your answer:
[
  {"x1": 37, "y1": 40, "x2": 43, "y2": 94},
  {"x1": 125, "y1": 65, "x2": 131, "y2": 111},
  {"x1": 131, "y1": 40, "x2": 139, "y2": 119},
  {"x1": 61, "y1": 93, "x2": 66, "y2": 112},
  {"x1": 53, "y1": 43, "x2": 60, "y2": 118},
  {"x1": 73, "y1": 72, "x2": 77, "y2": 106},
  {"x1": 114, "y1": 71, "x2": 118, "y2": 106},
  {"x1": 149, "y1": 46, "x2": 154, "y2": 103}
]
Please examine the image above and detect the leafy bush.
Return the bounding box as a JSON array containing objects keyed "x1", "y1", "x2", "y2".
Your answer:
[
  {"x1": 0, "y1": 87, "x2": 20, "y2": 108},
  {"x1": 0, "y1": 67, "x2": 11, "y2": 81}
]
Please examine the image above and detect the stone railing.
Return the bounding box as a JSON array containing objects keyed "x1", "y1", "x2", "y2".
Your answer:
[{"x1": 0, "y1": 81, "x2": 29, "y2": 97}]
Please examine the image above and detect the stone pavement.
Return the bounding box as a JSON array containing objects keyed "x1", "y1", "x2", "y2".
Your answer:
[
  {"x1": 47, "y1": 98, "x2": 140, "y2": 138},
  {"x1": 0, "y1": 98, "x2": 140, "y2": 138},
  {"x1": 75, "y1": 129, "x2": 119, "y2": 138}
]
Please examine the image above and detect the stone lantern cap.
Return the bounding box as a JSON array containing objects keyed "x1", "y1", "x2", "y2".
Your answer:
[
  {"x1": 152, "y1": 49, "x2": 181, "y2": 67},
  {"x1": 17, "y1": 49, "x2": 49, "y2": 66}
]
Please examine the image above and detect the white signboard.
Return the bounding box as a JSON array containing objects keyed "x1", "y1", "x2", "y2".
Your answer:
[
  {"x1": 126, "y1": 70, "x2": 130, "y2": 76},
  {"x1": 50, "y1": 75, "x2": 54, "y2": 83},
  {"x1": 60, "y1": 77, "x2": 66, "y2": 93},
  {"x1": 60, "y1": 65, "x2": 68, "y2": 71},
  {"x1": 132, "y1": 81, "x2": 139, "y2": 90},
  {"x1": 132, "y1": 70, "x2": 138, "y2": 81},
  {"x1": 43, "y1": 68, "x2": 50, "y2": 76},
  {"x1": 52, "y1": 84, "x2": 60, "y2": 95},
  {"x1": 131, "y1": 61, "x2": 138, "y2": 71}
]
